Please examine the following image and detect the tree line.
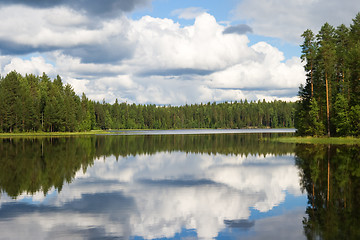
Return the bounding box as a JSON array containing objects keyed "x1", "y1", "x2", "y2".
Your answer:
[
  {"x1": 0, "y1": 71, "x2": 296, "y2": 133},
  {"x1": 296, "y1": 12, "x2": 360, "y2": 136}
]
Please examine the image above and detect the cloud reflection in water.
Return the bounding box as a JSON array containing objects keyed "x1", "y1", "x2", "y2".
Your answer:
[{"x1": 0, "y1": 151, "x2": 305, "y2": 239}]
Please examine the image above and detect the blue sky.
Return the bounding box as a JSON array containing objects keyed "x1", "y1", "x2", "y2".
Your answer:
[
  {"x1": 0, "y1": 0, "x2": 359, "y2": 105},
  {"x1": 131, "y1": 0, "x2": 236, "y2": 22},
  {"x1": 131, "y1": 0, "x2": 301, "y2": 59}
]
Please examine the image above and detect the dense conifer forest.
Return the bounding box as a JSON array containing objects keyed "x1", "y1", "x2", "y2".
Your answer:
[
  {"x1": 0, "y1": 71, "x2": 295, "y2": 133},
  {"x1": 296, "y1": 12, "x2": 360, "y2": 136}
]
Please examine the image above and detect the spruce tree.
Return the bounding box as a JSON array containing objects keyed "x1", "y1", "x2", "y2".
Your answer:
[{"x1": 333, "y1": 93, "x2": 351, "y2": 136}]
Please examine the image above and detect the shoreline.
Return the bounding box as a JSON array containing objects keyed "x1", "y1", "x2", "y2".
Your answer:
[
  {"x1": 1, "y1": 129, "x2": 359, "y2": 145},
  {"x1": 274, "y1": 136, "x2": 360, "y2": 145},
  {"x1": 0, "y1": 130, "x2": 111, "y2": 138},
  {"x1": 0, "y1": 128, "x2": 295, "y2": 138}
]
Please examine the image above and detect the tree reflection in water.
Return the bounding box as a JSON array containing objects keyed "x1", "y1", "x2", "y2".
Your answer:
[
  {"x1": 295, "y1": 144, "x2": 360, "y2": 240},
  {"x1": 0, "y1": 133, "x2": 294, "y2": 199}
]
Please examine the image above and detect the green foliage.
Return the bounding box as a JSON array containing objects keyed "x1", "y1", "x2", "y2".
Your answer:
[
  {"x1": 0, "y1": 71, "x2": 22, "y2": 132},
  {"x1": 349, "y1": 105, "x2": 360, "y2": 136},
  {"x1": 297, "y1": 12, "x2": 360, "y2": 136},
  {"x1": 0, "y1": 72, "x2": 92, "y2": 133},
  {"x1": 305, "y1": 98, "x2": 325, "y2": 136},
  {"x1": 0, "y1": 72, "x2": 296, "y2": 133},
  {"x1": 334, "y1": 94, "x2": 351, "y2": 136}
]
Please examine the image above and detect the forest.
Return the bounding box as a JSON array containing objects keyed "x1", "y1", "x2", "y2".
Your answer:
[
  {"x1": 0, "y1": 71, "x2": 295, "y2": 133},
  {"x1": 296, "y1": 12, "x2": 360, "y2": 137}
]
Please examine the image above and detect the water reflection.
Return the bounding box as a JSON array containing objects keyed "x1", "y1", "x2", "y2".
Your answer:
[
  {"x1": 0, "y1": 133, "x2": 306, "y2": 239},
  {"x1": 0, "y1": 133, "x2": 294, "y2": 198},
  {"x1": 295, "y1": 144, "x2": 360, "y2": 240}
]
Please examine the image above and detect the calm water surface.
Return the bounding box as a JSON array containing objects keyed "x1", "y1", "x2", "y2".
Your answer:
[{"x1": 0, "y1": 130, "x2": 359, "y2": 239}]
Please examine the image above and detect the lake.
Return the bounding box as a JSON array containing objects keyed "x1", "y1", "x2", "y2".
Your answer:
[{"x1": 0, "y1": 129, "x2": 359, "y2": 239}]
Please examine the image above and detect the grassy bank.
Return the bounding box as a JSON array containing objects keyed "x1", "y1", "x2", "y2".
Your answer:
[{"x1": 275, "y1": 136, "x2": 360, "y2": 145}]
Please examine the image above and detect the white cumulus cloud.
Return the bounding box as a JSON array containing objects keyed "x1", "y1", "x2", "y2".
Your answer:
[
  {"x1": 171, "y1": 7, "x2": 208, "y2": 20},
  {"x1": 235, "y1": 0, "x2": 360, "y2": 44},
  {"x1": 4, "y1": 56, "x2": 56, "y2": 76},
  {"x1": 0, "y1": 5, "x2": 306, "y2": 104}
]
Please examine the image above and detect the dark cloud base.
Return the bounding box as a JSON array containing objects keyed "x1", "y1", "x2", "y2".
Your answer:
[
  {"x1": 0, "y1": 0, "x2": 151, "y2": 18},
  {"x1": 0, "y1": 40, "x2": 134, "y2": 64},
  {"x1": 223, "y1": 24, "x2": 253, "y2": 35},
  {"x1": 64, "y1": 43, "x2": 134, "y2": 64},
  {"x1": 0, "y1": 40, "x2": 57, "y2": 55},
  {"x1": 138, "y1": 68, "x2": 215, "y2": 77}
]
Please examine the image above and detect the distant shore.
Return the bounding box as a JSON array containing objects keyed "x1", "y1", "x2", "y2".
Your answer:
[
  {"x1": 0, "y1": 130, "x2": 110, "y2": 138},
  {"x1": 0, "y1": 128, "x2": 295, "y2": 138}
]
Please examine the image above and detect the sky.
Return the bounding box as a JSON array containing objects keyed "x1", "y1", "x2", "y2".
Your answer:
[{"x1": 0, "y1": 0, "x2": 359, "y2": 105}]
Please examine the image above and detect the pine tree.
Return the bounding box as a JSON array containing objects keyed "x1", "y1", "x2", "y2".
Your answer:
[
  {"x1": 301, "y1": 29, "x2": 317, "y2": 97},
  {"x1": 317, "y1": 23, "x2": 336, "y2": 136},
  {"x1": 349, "y1": 13, "x2": 360, "y2": 106},
  {"x1": 335, "y1": 24, "x2": 350, "y2": 95},
  {"x1": 296, "y1": 12, "x2": 360, "y2": 137}
]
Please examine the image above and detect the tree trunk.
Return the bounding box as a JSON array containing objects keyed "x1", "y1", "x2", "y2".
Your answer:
[
  {"x1": 325, "y1": 72, "x2": 331, "y2": 137},
  {"x1": 312, "y1": 182, "x2": 315, "y2": 208},
  {"x1": 311, "y1": 62, "x2": 314, "y2": 97}
]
